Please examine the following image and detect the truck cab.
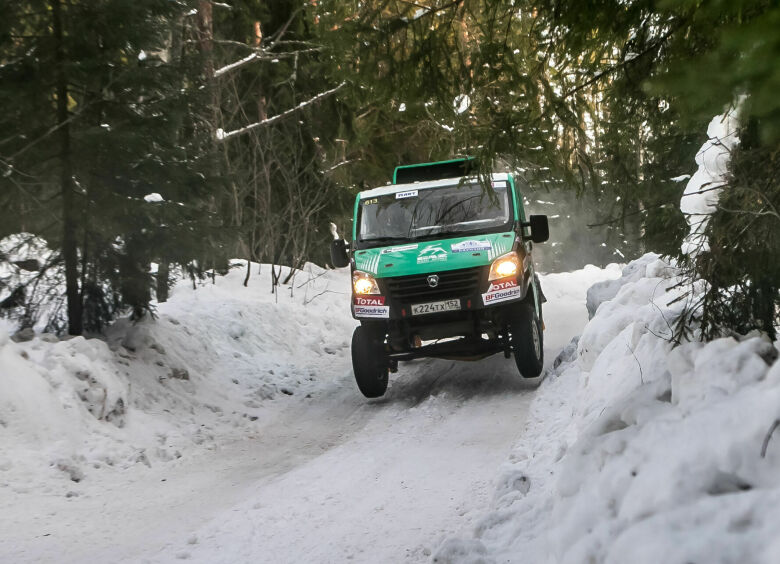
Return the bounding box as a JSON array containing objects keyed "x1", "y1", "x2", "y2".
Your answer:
[{"x1": 331, "y1": 158, "x2": 549, "y2": 398}]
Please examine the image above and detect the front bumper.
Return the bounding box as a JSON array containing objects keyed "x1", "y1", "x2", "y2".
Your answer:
[{"x1": 351, "y1": 265, "x2": 529, "y2": 323}]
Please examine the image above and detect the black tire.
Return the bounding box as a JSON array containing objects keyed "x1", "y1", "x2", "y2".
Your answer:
[
  {"x1": 509, "y1": 303, "x2": 544, "y2": 379},
  {"x1": 351, "y1": 325, "x2": 389, "y2": 398}
]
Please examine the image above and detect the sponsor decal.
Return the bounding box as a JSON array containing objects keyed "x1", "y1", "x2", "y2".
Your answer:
[
  {"x1": 395, "y1": 190, "x2": 418, "y2": 199},
  {"x1": 354, "y1": 296, "x2": 385, "y2": 306},
  {"x1": 354, "y1": 305, "x2": 390, "y2": 318},
  {"x1": 380, "y1": 243, "x2": 419, "y2": 255},
  {"x1": 451, "y1": 239, "x2": 492, "y2": 253},
  {"x1": 416, "y1": 244, "x2": 448, "y2": 264},
  {"x1": 486, "y1": 279, "x2": 517, "y2": 292},
  {"x1": 482, "y1": 279, "x2": 522, "y2": 305}
]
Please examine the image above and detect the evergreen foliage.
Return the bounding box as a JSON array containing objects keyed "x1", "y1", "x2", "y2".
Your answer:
[
  {"x1": 686, "y1": 126, "x2": 780, "y2": 340},
  {"x1": 317, "y1": 0, "x2": 779, "y2": 339},
  {"x1": 0, "y1": 0, "x2": 222, "y2": 333},
  {"x1": 1, "y1": 0, "x2": 777, "y2": 339}
]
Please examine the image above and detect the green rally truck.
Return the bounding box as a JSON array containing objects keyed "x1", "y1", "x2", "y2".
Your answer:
[{"x1": 330, "y1": 158, "x2": 550, "y2": 398}]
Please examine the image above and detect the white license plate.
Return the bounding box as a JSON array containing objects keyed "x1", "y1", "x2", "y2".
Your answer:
[{"x1": 411, "y1": 299, "x2": 461, "y2": 316}]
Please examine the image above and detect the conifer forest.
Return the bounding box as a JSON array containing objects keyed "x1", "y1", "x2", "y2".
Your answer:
[{"x1": 1, "y1": 0, "x2": 778, "y2": 338}]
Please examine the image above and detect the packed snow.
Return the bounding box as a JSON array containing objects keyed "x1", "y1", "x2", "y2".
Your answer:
[
  {"x1": 454, "y1": 94, "x2": 471, "y2": 115},
  {"x1": 2, "y1": 254, "x2": 778, "y2": 563},
  {"x1": 143, "y1": 192, "x2": 164, "y2": 203},
  {"x1": 434, "y1": 254, "x2": 780, "y2": 564}
]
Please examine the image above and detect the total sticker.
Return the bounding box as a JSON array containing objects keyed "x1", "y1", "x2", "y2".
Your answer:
[
  {"x1": 395, "y1": 189, "x2": 418, "y2": 199},
  {"x1": 486, "y1": 279, "x2": 517, "y2": 293},
  {"x1": 354, "y1": 305, "x2": 390, "y2": 318},
  {"x1": 354, "y1": 296, "x2": 385, "y2": 306},
  {"x1": 451, "y1": 239, "x2": 492, "y2": 253}
]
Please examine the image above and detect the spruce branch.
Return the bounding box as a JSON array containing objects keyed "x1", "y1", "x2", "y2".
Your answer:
[{"x1": 561, "y1": 18, "x2": 687, "y2": 101}]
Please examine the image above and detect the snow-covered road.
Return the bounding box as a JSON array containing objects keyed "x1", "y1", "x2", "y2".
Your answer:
[
  {"x1": 148, "y1": 363, "x2": 534, "y2": 563},
  {"x1": 1, "y1": 265, "x2": 619, "y2": 563},
  {"x1": 4, "y1": 357, "x2": 537, "y2": 563}
]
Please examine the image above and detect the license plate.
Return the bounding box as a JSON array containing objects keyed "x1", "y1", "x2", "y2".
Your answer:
[{"x1": 411, "y1": 299, "x2": 461, "y2": 316}]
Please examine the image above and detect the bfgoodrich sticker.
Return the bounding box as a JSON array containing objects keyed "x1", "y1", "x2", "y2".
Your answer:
[
  {"x1": 354, "y1": 305, "x2": 390, "y2": 318},
  {"x1": 482, "y1": 280, "x2": 522, "y2": 305}
]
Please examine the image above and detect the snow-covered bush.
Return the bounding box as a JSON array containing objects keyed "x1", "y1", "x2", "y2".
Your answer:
[
  {"x1": 0, "y1": 233, "x2": 66, "y2": 333},
  {"x1": 675, "y1": 102, "x2": 779, "y2": 341},
  {"x1": 0, "y1": 261, "x2": 354, "y2": 488}
]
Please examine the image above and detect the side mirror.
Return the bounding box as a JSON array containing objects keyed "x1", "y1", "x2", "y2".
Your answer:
[
  {"x1": 528, "y1": 215, "x2": 549, "y2": 243},
  {"x1": 330, "y1": 239, "x2": 350, "y2": 268}
]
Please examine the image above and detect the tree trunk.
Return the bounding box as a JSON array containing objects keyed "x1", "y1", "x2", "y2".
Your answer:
[
  {"x1": 197, "y1": 1, "x2": 214, "y2": 76},
  {"x1": 51, "y1": 0, "x2": 82, "y2": 335},
  {"x1": 243, "y1": 259, "x2": 251, "y2": 287},
  {"x1": 156, "y1": 262, "x2": 170, "y2": 302},
  {"x1": 197, "y1": 0, "x2": 218, "y2": 132}
]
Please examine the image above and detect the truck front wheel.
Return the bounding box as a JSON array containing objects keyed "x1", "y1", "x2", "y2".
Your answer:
[
  {"x1": 509, "y1": 304, "x2": 544, "y2": 380},
  {"x1": 351, "y1": 325, "x2": 389, "y2": 398}
]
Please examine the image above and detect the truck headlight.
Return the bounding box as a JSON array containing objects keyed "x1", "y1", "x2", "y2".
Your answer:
[
  {"x1": 488, "y1": 251, "x2": 521, "y2": 281},
  {"x1": 352, "y1": 270, "x2": 380, "y2": 294}
]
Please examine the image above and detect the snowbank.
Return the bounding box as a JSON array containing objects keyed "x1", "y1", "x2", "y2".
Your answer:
[
  {"x1": 0, "y1": 262, "x2": 356, "y2": 490},
  {"x1": 435, "y1": 254, "x2": 780, "y2": 563}
]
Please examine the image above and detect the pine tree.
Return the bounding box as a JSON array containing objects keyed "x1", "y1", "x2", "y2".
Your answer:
[{"x1": 0, "y1": 0, "x2": 222, "y2": 333}]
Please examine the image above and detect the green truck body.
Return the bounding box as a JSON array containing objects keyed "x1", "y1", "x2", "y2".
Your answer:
[
  {"x1": 352, "y1": 231, "x2": 516, "y2": 277},
  {"x1": 331, "y1": 159, "x2": 549, "y2": 398}
]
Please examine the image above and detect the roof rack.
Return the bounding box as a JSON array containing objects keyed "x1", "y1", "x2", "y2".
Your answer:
[{"x1": 392, "y1": 157, "x2": 476, "y2": 184}]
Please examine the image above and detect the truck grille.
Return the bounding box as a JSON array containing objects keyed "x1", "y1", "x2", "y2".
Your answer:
[{"x1": 383, "y1": 267, "x2": 482, "y2": 303}]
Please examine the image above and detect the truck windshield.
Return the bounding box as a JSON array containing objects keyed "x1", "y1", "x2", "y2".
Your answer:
[{"x1": 358, "y1": 182, "x2": 511, "y2": 244}]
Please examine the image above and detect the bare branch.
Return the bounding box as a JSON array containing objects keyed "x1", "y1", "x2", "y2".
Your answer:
[
  {"x1": 323, "y1": 158, "x2": 356, "y2": 173},
  {"x1": 214, "y1": 47, "x2": 324, "y2": 77},
  {"x1": 717, "y1": 205, "x2": 780, "y2": 222},
  {"x1": 214, "y1": 52, "x2": 259, "y2": 77},
  {"x1": 216, "y1": 82, "x2": 346, "y2": 142}
]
